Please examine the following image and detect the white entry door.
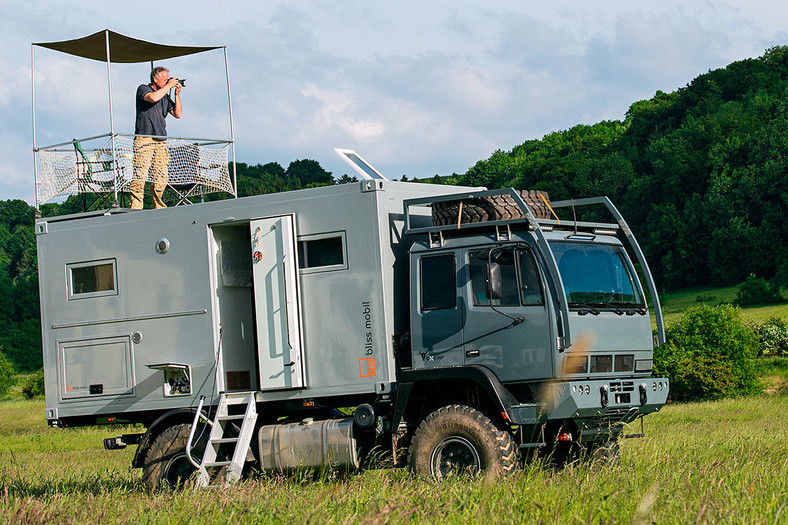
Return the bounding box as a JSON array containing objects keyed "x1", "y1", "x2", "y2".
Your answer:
[{"x1": 250, "y1": 215, "x2": 305, "y2": 390}]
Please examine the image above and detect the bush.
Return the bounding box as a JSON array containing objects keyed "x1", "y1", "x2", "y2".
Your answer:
[
  {"x1": 756, "y1": 317, "x2": 788, "y2": 357},
  {"x1": 653, "y1": 304, "x2": 759, "y2": 402},
  {"x1": 734, "y1": 274, "x2": 783, "y2": 306},
  {"x1": 21, "y1": 368, "x2": 45, "y2": 398},
  {"x1": 0, "y1": 349, "x2": 16, "y2": 396}
]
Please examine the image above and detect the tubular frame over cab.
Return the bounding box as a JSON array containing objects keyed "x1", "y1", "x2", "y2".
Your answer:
[{"x1": 402, "y1": 188, "x2": 666, "y2": 347}]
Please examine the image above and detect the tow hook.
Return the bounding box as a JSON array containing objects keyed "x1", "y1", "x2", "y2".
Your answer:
[{"x1": 103, "y1": 433, "x2": 143, "y2": 450}]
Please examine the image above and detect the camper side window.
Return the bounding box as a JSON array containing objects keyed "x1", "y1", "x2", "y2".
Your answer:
[
  {"x1": 67, "y1": 259, "x2": 118, "y2": 299},
  {"x1": 420, "y1": 254, "x2": 456, "y2": 310},
  {"x1": 298, "y1": 232, "x2": 347, "y2": 273}
]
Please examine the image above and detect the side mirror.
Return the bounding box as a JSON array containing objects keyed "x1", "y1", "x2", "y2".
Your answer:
[{"x1": 485, "y1": 262, "x2": 502, "y2": 300}]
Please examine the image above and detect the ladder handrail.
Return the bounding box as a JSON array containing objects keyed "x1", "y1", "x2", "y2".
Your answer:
[{"x1": 186, "y1": 395, "x2": 213, "y2": 470}]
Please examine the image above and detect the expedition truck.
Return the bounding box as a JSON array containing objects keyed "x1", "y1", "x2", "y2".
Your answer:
[{"x1": 36, "y1": 180, "x2": 669, "y2": 488}]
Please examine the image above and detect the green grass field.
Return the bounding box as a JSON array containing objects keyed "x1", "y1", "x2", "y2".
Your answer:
[
  {"x1": 659, "y1": 285, "x2": 788, "y2": 326},
  {"x1": 0, "y1": 289, "x2": 785, "y2": 523},
  {"x1": 0, "y1": 396, "x2": 786, "y2": 523}
]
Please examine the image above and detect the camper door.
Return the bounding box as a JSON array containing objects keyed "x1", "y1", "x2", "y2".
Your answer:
[{"x1": 250, "y1": 215, "x2": 305, "y2": 390}]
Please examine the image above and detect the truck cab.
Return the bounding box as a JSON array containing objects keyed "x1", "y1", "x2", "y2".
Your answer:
[{"x1": 397, "y1": 190, "x2": 668, "y2": 474}]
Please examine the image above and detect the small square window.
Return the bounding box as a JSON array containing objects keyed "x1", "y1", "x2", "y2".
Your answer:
[
  {"x1": 564, "y1": 355, "x2": 588, "y2": 374},
  {"x1": 420, "y1": 254, "x2": 456, "y2": 310},
  {"x1": 615, "y1": 354, "x2": 634, "y2": 372},
  {"x1": 590, "y1": 355, "x2": 613, "y2": 373},
  {"x1": 298, "y1": 232, "x2": 347, "y2": 273},
  {"x1": 67, "y1": 259, "x2": 118, "y2": 300}
]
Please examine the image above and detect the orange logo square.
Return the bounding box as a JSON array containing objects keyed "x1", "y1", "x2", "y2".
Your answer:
[{"x1": 359, "y1": 357, "x2": 376, "y2": 378}]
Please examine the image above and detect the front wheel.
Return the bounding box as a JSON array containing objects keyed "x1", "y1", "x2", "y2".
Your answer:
[{"x1": 408, "y1": 405, "x2": 516, "y2": 480}]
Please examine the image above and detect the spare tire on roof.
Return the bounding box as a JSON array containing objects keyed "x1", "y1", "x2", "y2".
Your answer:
[{"x1": 432, "y1": 189, "x2": 551, "y2": 226}]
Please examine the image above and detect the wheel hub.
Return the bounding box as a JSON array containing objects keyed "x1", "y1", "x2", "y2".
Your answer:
[{"x1": 430, "y1": 436, "x2": 481, "y2": 479}]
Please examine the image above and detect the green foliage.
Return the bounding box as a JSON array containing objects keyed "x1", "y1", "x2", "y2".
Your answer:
[
  {"x1": 734, "y1": 274, "x2": 784, "y2": 306},
  {"x1": 756, "y1": 317, "x2": 788, "y2": 357},
  {"x1": 21, "y1": 368, "x2": 45, "y2": 398},
  {"x1": 653, "y1": 305, "x2": 759, "y2": 402},
  {"x1": 0, "y1": 349, "x2": 15, "y2": 396}
]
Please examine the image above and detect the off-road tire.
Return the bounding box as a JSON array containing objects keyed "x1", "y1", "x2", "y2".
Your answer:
[
  {"x1": 408, "y1": 405, "x2": 517, "y2": 480},
  {"x1": 586, "y1": 440, "x2": 620, "y2": 466},
  {"x1": 431, "y1": 190, "x2": 551, "y2": 226},
  {"x1": 141, "y1": 423, "x2": 205, "y2": 491}
]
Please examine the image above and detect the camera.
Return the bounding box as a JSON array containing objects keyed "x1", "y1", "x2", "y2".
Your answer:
[{"x1": 175, "y1": 78, "x2": 186, "y2": 87}]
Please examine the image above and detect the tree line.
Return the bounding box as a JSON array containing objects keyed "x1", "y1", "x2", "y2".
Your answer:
[{"x1": 2, "y1": 46, "x2": 788, "y2": 372}]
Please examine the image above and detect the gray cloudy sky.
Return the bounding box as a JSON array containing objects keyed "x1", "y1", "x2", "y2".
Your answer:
[{"x1": 2, "y1": 0, "x2": 787, "y2": 203}]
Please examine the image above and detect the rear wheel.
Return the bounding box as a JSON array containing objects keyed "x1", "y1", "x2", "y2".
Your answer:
[
  {"x1": 408, "y1": 405, "x2": 516, "y2": 480},
  {"x1": 141, "y1": 423, "x2": 205, "y2": 491}
]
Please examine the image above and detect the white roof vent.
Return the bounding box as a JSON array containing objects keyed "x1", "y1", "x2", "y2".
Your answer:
[{"x1": 334, "y1": 148, "x2": 389, "y2": 181}]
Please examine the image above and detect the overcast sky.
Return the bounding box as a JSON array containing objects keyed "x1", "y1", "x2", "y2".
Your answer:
[{"x1": 2, "y1": 0, "x2": 787, "y2": 204}]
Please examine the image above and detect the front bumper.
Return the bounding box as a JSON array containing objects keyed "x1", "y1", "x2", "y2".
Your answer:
[{"x1": 507, "y1": 377, "x2": 669, "y2": 433}]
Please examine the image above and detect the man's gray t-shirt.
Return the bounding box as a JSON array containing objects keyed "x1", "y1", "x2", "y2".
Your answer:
[{"x1": 135, "y1": 84, "x2": 175, "y2": 137}]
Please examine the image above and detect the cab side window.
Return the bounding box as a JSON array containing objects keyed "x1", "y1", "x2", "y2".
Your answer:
[
  {"x1": 518, "y1": 249, "x2": 544, "y2": 305},
  {"x1": 420, "y1": 254, "x2": 456, "y2": 310},
  {"x1": 469, "y1": 249, "x2": 520, "y2": 306}
]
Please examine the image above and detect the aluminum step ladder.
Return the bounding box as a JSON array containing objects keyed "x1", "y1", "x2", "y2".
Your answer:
[{"x1": 195, "y1": 392, "x2": 258, "y2": 488}]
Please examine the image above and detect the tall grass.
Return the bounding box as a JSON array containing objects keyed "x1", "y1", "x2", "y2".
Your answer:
[{"x1": 0, "y1": 396, "x2": 786, "y2": 523}]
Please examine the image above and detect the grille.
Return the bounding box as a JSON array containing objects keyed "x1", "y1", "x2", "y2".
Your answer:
[{"x1": 226, "y1": 370, "x2": 252, "y2": 391}]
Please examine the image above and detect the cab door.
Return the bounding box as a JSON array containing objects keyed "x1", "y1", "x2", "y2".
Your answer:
[
  {"x1": 250, "y1": 215, "x2": 305, "y2": 390},
  {"x1": 410, "y1": 252, "x2": 465, "y2": 368},
  {"x1": 461, "y1": 245, "x2": 554, "y2": 383}
]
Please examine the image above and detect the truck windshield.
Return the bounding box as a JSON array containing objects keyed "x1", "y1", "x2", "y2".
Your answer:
[{"x1": 549, "y1": 241, "x2": 644, "y2": 308}]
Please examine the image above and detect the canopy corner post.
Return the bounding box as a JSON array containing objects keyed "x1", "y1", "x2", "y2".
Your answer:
[
  {"x1": 104, "y1": 29, "x2": 119, "y2": 208},
  {"x1": 31, "y1": 43, "x2": 41, "y2": 217},
  {"x1": 223, "y1": 47, "x2": 237, "y2": 198}
]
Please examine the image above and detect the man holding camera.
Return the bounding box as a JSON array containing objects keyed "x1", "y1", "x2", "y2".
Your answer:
[{"x1": 131, "y1": 66, "x2": 183, "y2": 209}]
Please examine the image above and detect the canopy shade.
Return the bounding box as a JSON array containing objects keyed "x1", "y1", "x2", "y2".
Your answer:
[{"x1": 33, "y1": 29, "x2": 222, "y2": 63}]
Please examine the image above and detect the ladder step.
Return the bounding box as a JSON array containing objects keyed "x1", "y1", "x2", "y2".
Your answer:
[
  {"x1": 217, "y1": 415, "x2": 246, "y2": 421},
  {"x1": 203, "y1": 460, "x2": 232, "y2": 468},
  {"x1": 211, "y1": 437, "x2": 239, "y2": 444}
]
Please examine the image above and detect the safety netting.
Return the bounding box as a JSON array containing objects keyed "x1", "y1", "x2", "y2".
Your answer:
[{"x1": 36, "y1": 135, "x2": 234, "y2": 204}]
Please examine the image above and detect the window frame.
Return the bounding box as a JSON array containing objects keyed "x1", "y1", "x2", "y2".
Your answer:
[
  {"x1": 297, "y1": 231, "x2": 348, "y2": 274},
  {"x1": 66, "y1": 258, "x2": 118, "y2": 300},
  {"x1": 468, "y1": 246, "x2": 545, "y2": 308},
  {"x1": 419, "y1": 253, "x2": 457, "y2": 311},
  {"x1": 549, "y1": 240, "x2": 646, "y2": 309}
]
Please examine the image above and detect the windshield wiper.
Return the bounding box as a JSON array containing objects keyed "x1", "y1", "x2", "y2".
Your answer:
[
  {"x1": 608, "y1": 301, "x2": 647, "y2": 316},
  {"x1": 571, "y1": 303, "x2": 600, "y2": 316}
]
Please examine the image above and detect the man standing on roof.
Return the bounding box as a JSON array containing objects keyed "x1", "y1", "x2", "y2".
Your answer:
[{"x1": 130, "y1": 66, "x2": 183, "y2": 209}]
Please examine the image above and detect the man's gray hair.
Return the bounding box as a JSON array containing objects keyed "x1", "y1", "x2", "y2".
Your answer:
[{"x1": 150, "y1": 66, "x2": 169, "y2": 83}]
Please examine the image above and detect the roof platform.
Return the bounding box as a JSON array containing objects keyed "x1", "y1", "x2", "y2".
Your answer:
[{"x1": 32, "y1": 30, "x2": 237, "y2": 211}]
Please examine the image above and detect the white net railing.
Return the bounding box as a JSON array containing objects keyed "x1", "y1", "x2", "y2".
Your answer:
[{"x1": 36, "y1": 134, "x2": 234, "y2": 205}]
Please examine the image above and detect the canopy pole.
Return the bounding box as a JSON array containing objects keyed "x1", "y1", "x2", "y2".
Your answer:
[
  {"x1": 223, "y1": 47, "x2": 237, "y2": 198},
  {"x1": 31, "y1": 44, "x2": 40, "y2": 216},
  {"x1": 105, "y1": 29, "x2": 119, "y2": 207}
]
